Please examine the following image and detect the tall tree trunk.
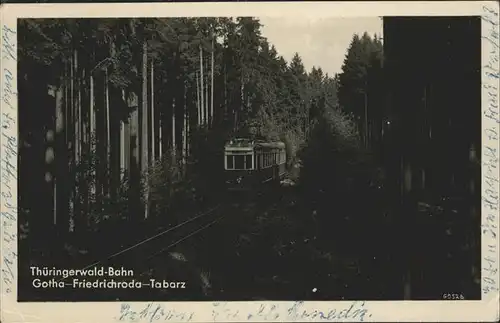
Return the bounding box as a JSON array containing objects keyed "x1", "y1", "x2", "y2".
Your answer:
[
  {"x1": 235, "y1": 76, "x2": 243, "y2": 131},
  {"x1": 185, "y1": 82, "x2": 188, "y2": 155},
  {"x1": 68, "y1": 54, "x2": 75, "y2": 233},
  {"x1": 126, "y1": 19, "x2": 141, "y2": 222},
  {"x1": 200, "y1": 45, "x2": 205, "y2": 125},
  {"x1": 421, "y1": 84, "x2": 428, "y2": 190},
  {"x1": 120, "y1": 89, "x2": 126, "y2": 181},
  {"x1": 141, "y1": 40, "x2": 149, "y2": 219},
  {"x1": 89, "y1": 71, "x2": 96, "y2": 198},
  {"x1": 55, "y1": 65, "x2": 69, "y2": 240},
  {"x1": 105, "y1": 68, "x2": 111, "y2": 198},
  {"x1": 130, "y1": 99, "x2": 139, "y2": 172},
  {"x1": 224, "y1": 59, "x2": 228, "y2": 120},
  {"x1": 65, "y1": 61, "x2": 70, "y2": 148},
  {"x1": 151, "y1": 61, "x2": 155, "y2": 162},
  {"x1": 72, "y1": 49, "x2": 81, "y2": 233},
  {"x1": 182, "y1": 83, "x2": 188, "y2": 168},
  {"x1": 172, "y1": 98, "x2": 176, "y2": 160},
  {"x1": 186, "y1": 110, "x2": 190, "y2": 161},
  {"x1": 211, "y1": 37, "x2": 215, "y2": 127},
  {"x1": 402, "y1": 156, "x2": 413, "y2": 300},
  {"x1": 129, "y1": 105, "x2": 140, "y2": 222},
  {"x1": 182, "y1": 106, "x2": 187, "y2": 168},
  {"x1": 205, "y1": 56, "x2": 209, "y2": 126},
  {"x1": 81, "y1": 64, "x2": 89, "y2": 232},
  {"x1": 364, "y1": 87, "x2": 368, "y2": 148},
  {"x1": 76, "y1": 51, "x2": 82, "y2": 166},
  {"x1": 159, "y1": 110, "x2": 163, "y2": 159},
  {"x1": 82, "y1": 67, "x2": 87, "y2": 155},
  {"x1": 54, "y1": 83, "x2": 64, "y2": 229},
  {"x1": 76, "y1": 52, "x2": 84, "y2": 234},
  {"x1": 196, "y1": 71, "x2": 201, "y2": 125},
  {"x1": 70, "y1": 50, "x2": 78, "y2": 165}
]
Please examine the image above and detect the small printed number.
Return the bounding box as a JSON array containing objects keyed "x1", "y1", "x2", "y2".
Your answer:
[{"x1": 442, "y1": 293, "x2": 465, "y2": 300}]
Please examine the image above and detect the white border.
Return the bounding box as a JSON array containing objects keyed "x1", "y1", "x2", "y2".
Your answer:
[{"x1": 1, "y1": 2, "x2": 499, "y2": 322}]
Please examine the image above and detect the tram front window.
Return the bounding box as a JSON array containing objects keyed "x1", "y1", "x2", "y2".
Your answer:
[
  {"x1": 226, "y1": 155, "x2": 234, "y2": 169},
  {"x1": 234, "y1": 155, "x2": 245, "y2": 170},
  {"x1": 245, "y1": 155, "x2": 253, "y2": 169}
]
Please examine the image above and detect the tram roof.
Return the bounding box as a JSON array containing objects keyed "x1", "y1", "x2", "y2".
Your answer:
[
  {"x1": 255, "y1": 141, "x2": 286, "y2": 149},
  {"x1": 224, "y1": 138, "x2": 285, "y2": 149}
]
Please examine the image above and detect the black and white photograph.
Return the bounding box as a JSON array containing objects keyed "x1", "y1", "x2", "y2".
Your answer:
[{"x1": 14, "y1": 13, "x2": 485, "y2": 303}]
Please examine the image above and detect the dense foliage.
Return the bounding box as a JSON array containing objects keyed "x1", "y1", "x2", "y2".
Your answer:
[{"x1": 299, "y1": 32, "x2": 384, "y2": 223}]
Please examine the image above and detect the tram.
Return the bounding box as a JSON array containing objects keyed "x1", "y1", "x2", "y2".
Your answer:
[{"x1": 224, "y1": 138, "x2": 287, "y2": 191}]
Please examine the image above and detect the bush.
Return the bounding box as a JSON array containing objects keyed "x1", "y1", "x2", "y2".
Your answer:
[
  {"x1": 146, "y1": 150, "x2": 188, "y2": 220},
  {"x1": 189, "y1": 126, "x2": 227, "y2": 200},
  {"x1": 72, "y1": 148, "x2": 131, "y2": 232},
  {"x1": 251, "y1": 105, "x2": 307, "y2": 169},
  {"x1": 297, "y1": 107, "x2": 386, "y2": 251},
  {"x1": 299, "y1": 107, "x2": 368, "y2": 195}
]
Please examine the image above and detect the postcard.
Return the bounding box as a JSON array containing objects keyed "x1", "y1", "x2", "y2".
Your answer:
[{"x1": 1, "y1": 1, "x2": 499, "y2": 322}]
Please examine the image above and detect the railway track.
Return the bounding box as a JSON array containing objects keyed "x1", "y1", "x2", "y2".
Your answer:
[
  {"x1": 136, "y1": 205, "x2": 227, "y2": 275},
  {"x1": 62, "y1": 204, "x2": 225, "y2": 281},
  {"x1": 36, "y1": 191, "x2": 280, "y2": 300}
]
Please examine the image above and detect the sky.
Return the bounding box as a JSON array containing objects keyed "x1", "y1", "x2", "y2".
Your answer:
[{"x1": 259, "y1": 17, "x2": 383, "y2": 77}]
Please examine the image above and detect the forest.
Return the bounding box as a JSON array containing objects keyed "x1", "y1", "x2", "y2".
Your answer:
[{"x1": 18, "y1": 17, "x2": 479, "y2": 301}]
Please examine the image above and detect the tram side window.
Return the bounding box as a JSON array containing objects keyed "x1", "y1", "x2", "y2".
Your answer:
[
  {"x1": 245, "y1": 155, "x2": 253, "y2": 169},
  {"x1": 226, "y1": 155, "x2": 234, "y2": 169},
  {"x1": 234, "y1": 155, "x2": 244, "y2": 170}
]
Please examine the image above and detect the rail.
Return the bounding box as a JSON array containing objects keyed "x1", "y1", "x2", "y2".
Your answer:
[{"x1": 57, "y1": 204, "x2": 222, "y2": 282}]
